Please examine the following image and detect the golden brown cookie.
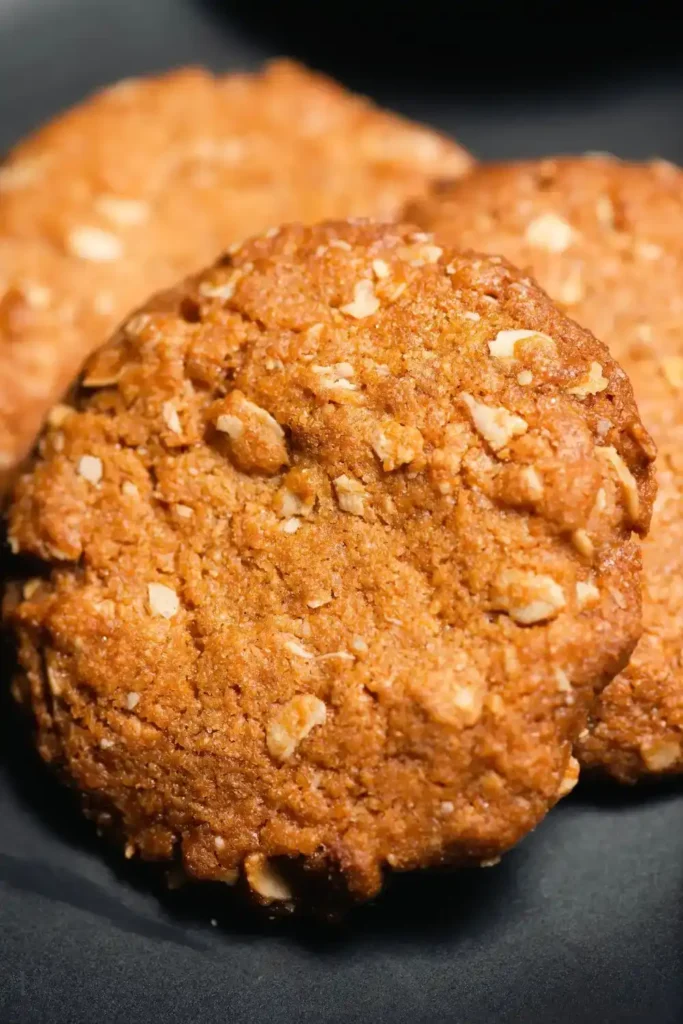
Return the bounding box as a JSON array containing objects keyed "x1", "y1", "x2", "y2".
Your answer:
[
  {"x1": 5, "y1": 221, "x2": 654, "y2": 908},
  {"x1": 0, "y1": 60, "x2": 471, "y2": 494},
  {"x1": 408, "y1": 156, "x2": 683, "y2": 782}
]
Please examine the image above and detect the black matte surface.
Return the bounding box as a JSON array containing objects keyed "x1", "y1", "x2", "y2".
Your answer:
[{"x1": 1, "y1": 3, "x2": 683, "y2": 1022}]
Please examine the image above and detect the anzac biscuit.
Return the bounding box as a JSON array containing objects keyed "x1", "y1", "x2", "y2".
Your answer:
[
  {"x1": 5, "y1": 221, "x2": 654, "y2": 908},
  {"x1": 0, "y1": 60, "x2": 471, "y2": 493},
  {"x1": 408, "y1": 156, "x2": 681, "y2": 781}
]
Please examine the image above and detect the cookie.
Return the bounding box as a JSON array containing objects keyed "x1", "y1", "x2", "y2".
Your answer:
[
  {"x1": 408, "y1": 156, "x2": 681, "y2": 781},
  {"x1": 0, "y1": 60, "x2": 471, "y2": 495},
  {"x1": 5, "y1": 220, "x2": 654, "y2": 909}
]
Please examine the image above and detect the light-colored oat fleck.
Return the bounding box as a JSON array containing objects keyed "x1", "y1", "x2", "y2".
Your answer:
[
  {"x1": 372, "y1": 421, "x2": 424, "y2": 472},
  {"x1": 283, "y1": 639, "x2": 314, "y2": 660},
  {"x1": 21, "y1": 282, "x2": 52, "y2": 309},
  {"x1": 555, "y1": 668, "x2": 573, "y2": 696},
  {"x1": 267, "y1": 694, "x2": 327, "y2": 761},
  {"x1": 22, "y1": 579, "x2": 41, "y2": 600},
  {"x1": 372, "y1": 258, "x2": 390, "y2": 279},
  {"x1": 214, "y1": 836, "x2": 226, "y2": 851},
  {"x1": 595, "y1": 195, "x2": 615, "y2": 227},
  {"x1": 640, "y1": 737, "x2": 682, "y2": 771},
  {"x1": 493, "y1": 569, "x2": 566, "y2": 624},
  {"x1": 313, "y1": 361, "x2": 354, "y2": 378},
  {"x1": 596, "y1": 445, "x2": 640, "y2": 522},
  {"x1": 0, "y1": 159, "x2": 44, "y2": 190},
  {"x1": 351, "y1": 636, "x2": 368, "y2": 653},
  {"x1": 124, "y1": 313, "x2": 151, "y2": 336},
  {"x1": 77, "y1": 454, "x2": 103, "y2": 485},
  {"x1": 275, "y1": 484, "x2": 315, "y2": 519},
  {"x1": 216, "y1": 868, "x2": 239, "y2": 886},
  {"x1": 47, "y1": 403, "x2": 73, "y2": 428},
  {"x1": 82, "y1": 364, "x2": 122, "y2": 388},
  {"x1": 244, "y1": 854, "x2": 293, "y2": 902},
  {"x1": 147, "y1": 582, "x2": 180, "y2": 619},
  {"x1": 635, "y1": 241, "x2": 663, "y2": 261},
  {"x1": 281, "y1": 517, "x2": 301, "y2": 534},
  {"x1": 571, "y1": 528, "x2": 594, "y2": 559},
  {"x1": 576, "y1": 580, "x2": 600, "y2": 609},
  {"x1": 213, "y1": 392, "x2": 288, "y2": 472},
  {"x1": 215, "y1": 413, "x2": 243, "y2": 439},
  {"x1": 221, "y1": 396, "x2": 282, "y2": 440},
  {"x1": 461, "y1": 393, "x2": 528, "y2": 452},
  {"x1": 517, "y1": 370, "x2": 533, "y2": 386},
  {"x1": 462, "y1": 311, "x2": 480, "y2": 322},
  {"x1": 341, "y1": 279, "x2": 380, "y2": 319},
  {"x1": 557, "y1": 756, "x2": 580, "y2": 798},
  {"x1": 199, "y1": 278, "x2": 236, "y2": 300},
  {"x1": 568, "y1": 361, "x2": 609, "y2": 397},
  {"x1": 596, "y1": 419, "x2": 614, "y2": 443},
  {"x1": 67, "y1": 225, "x2": 123, "y2": 262},
  {"x1": 525, "y1": 212, "x2": 575, "y2": 252},
  {"x1": 162, "y1": 401, "x2": 182, "y2": 435},
  {"x1": 45, "y1": 661, "x2": 62, "y2": 696},
  {"x1": 488, "y1": 328, "x2": 556, "y2": 360},
  {"x1": 175, "y1": 504, "x2": 193, "y2": 518},
  {"x1": 121, "y1": 481, "x2": 139, "y2": 497},
  {"x1": 418, "y1": 244, "x2": 443, "y2": 264},
  {"x1": 334, "y1": 474, "x2": 366, "y2": 516},
  {"x1": 317, "y1": 650, "x2": 355, "y2": 662},
  {"x1": 126, "y1": 692, "x2": 140, "y2": 710},
  {"x1": 419, "y1": 667, "x2": 485, "y2": 727},
  {"x1": 95, "y1": 194, "x2": 149, "y2": 226},
  {"x1": 99, "y1": 737, "x2": 114, "y2": 750},
  {"x1": 521, "y1": 466, "x2": 544, "y2": 499},
  {"x1": 307, "y1": 593, "x2": 334, "y2": 609},
  {"x1": 312, "y1": 362, "x2": 357, "y2": 393}
]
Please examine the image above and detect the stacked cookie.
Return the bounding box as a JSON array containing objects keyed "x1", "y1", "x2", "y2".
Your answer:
[
  {"x1": 0, "y1": 62, "x2": 676, "y2": 914},
  {"x1": 407, "y1": 159, "x2": 683, "y2": 782},
  {"x1": 0, "y1": 60, "x2": 471, "y2": 493}
]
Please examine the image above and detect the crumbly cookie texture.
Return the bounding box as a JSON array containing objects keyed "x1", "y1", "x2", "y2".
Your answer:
[
  {"x1": 6, "y1": 221, "x2": 654, "y2": 909},
  {"x1": 0, "y1": 60, "x2": 471, "y2": 494},
  {"x1": 408, "y1": 156, "x2": 683, "y2": 782}
]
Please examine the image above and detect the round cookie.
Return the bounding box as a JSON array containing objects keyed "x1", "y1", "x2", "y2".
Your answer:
[
  {"x1": 0, "y1": 60, "x2": 471, "y2": 494},
  {"x1": 6, "y1": 221, "x2": 654, "y2": 909},
  {"x1": 408, "y1": 156, "x2": 682, "y2": 781}
]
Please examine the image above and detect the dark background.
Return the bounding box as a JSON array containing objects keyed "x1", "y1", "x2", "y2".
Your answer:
[{"x1": 1, "y1": 2, "x2": 683, "y2": 1022}]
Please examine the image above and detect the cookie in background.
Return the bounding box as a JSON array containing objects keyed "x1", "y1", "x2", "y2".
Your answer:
[
  {"x1": 408, "y1": 156, "x2": 682, "y2": 781},
  {"x1": 0, "y1": 59, "x2": 471, "y2": 495}
]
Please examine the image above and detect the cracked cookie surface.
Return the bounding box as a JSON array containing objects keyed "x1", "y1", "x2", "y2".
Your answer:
[
  {"x1": 0, "y1": 60, "x2": 471, "y2": 494},
  {"x1": 408, "y1": 156, "x2": 682, "y2": 781},
  {"x1": 6, "y1": 220, "x2": 654, "y2": 909}
]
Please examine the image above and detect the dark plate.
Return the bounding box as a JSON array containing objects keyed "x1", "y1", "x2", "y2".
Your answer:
[{"x1": 1, "y1": 3, "x2": 683, "y2": 1022}]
